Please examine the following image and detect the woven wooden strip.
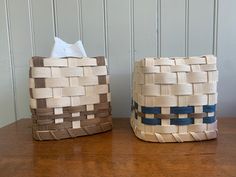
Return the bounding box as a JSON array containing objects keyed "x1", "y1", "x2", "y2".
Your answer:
[
  {"x1": 68, "y1": 58, "x2": 97, "y2": 67},
  {"x1": 138, "y1": 56, "x2": 216, "y2": 67},
  {"x1": 170, "y1": 65, "x2": 191, "y2": 72},
  {"x1": 130, "y1": 115, "x2": 217, "y2": 142},
  {"x1": 33, "y1": 117, "x2": 112, "y2": 140},
  {"x1": 187, "y1": 72, "x2": 208, "y2": 83},
  {"x1": 43, "y1": 58, "x2": 68, "y2": 67},
  {"x1": 203, "y1": 55, "x2": 217, "y2": 64},
  {"x1": 154, "y1": 58, "x2": 175, "y2": 66},
  {"x1": 141, "y1": 84, "x2": 194, "y2": 96},
  {"x1": 155, "y1": 73, "x2": 177, "y2": 84},
  {"x1": 83, "y1": 66, "x2": 107, "y2": 76},
  {"x1": 31, "y1": 67, "x2": 51, "y2": 78},
  {"x1": 33, "y1": 116, "x2": 111, "y2": 130},
  {"x1": 134, "y1": 93, "x2": 217, "y2": 107},
  {"x1": 200, "y1": 64, "x2": 217, "y2": 71},
  {"x1": 50, "y1": 67, "x2": 84, "y2": 78},
  {"x1": 135, "y1": 111, "x2": 208, "y2": 119},
  {"x1": 131, "y1": 55, "x2": 218, "y2": 142},
  {"x1": 185, "y1": 57, "x2": 206, "y2": 65},
  {"x1": 32, "y1": 106, "x2": 111, "y2": 122},
  {"x1": 31, "y1": 56, "x2": 44, "y2": 67},
  {"x1": 30, "y1": 56, "x2": 112, "y2": 141},
  {"x1": 45, "y1": 78, "x2": 69, "y2": 88}
]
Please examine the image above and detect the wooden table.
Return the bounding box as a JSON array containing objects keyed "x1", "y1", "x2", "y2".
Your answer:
[{"x1": 0, "y1": 118, "x2": 235, "y2": 177}]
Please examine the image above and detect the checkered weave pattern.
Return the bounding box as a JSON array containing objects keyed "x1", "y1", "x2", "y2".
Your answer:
[
  {"x1": 29, "y1": 56, "x2": 112, "y2": 140},
  {"x1": 131, "y1": 55, "x2": 218, "y2": 142}
]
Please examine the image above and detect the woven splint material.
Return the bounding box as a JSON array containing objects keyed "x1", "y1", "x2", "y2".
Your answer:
[
  {"x1": 29, "y1": 56, "x2": 112, "y2": 140},
  {"x1": 131, "y1": 55, "x2": 218, "y2": 142}
]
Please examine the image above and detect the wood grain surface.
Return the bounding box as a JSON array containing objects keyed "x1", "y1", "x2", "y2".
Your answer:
[{"x1": 0, "y1": 118, "x2": 235, "y2": 177}]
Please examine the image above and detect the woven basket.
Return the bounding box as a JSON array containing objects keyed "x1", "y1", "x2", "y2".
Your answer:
[
  {"x1": 29, "y1": 56, "x2": 112, "y2": 140},
  {"x1": 131, "y1": 55, "x2": 218, "y2": 143}
]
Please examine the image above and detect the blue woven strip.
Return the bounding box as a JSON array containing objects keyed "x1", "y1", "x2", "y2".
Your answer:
[
  {"x1": 203, "y1": 105, "x2": 216, "y2": 113},
  {"x1": 170, "y1": 106, "x2": 194, "y2": 114},
  {"x1": 170, "y1": 118, "x2": 194, "y2": 125},
  {"x1": 141, "y1": 107, "x2": 161, "y2": 114},
  {"x1": 203, "y1": 116, "x2": 216, "y2": 123},
  {"x1": 141, "y1": 118, "x2": 161, "y2": 125}
]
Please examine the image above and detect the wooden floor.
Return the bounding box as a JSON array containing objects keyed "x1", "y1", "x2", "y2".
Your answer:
[{"x1": 0, "y1": 118, "x2": 235, "y2": 177}]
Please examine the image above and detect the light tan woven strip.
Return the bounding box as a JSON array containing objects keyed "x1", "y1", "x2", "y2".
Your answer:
[
  {"x1": 154, "y1": 133, "x2": 165, "y2": 143},
  {"x1": 50, "y1": 131, "x2": 59, "y2": 140},
  {"x1": 189, "y1": 132, "x2": 202, "y2": 141},
  {"x1": 171, "y1": 133, "x2": 184, "y2": 143},
  {"x1": 134, "y1": 94, "x2": 217, "y2": 107},
  {"x1": 66, "y1": 128, "x2": 76, "y2": 138},
  {"x1": 36, "y1": 131, "x2": 42, "y2": 141},
  {"x1": 130, "y1": 114, "x2": 217, "y2": 143},
  {"x1": 43, "y1": 58, "x2": 68, "y2": 66}
]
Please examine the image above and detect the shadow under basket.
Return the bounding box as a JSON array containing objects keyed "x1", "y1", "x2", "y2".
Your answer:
[
  {"x1": 29, "y1": 56, "x2": 112, "y2": 140},
  {"x1": 131, "y1": 55, "x2": 218, "y2": 143}
]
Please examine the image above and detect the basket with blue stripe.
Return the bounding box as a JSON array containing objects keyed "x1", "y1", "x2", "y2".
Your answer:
[{"x1": 131, "y1": 55, "x2": 218, "y2": 142}]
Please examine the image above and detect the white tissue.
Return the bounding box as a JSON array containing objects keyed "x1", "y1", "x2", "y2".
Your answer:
[{"x1": 50, "y1": 37, "x2": 87, "y2": 58}]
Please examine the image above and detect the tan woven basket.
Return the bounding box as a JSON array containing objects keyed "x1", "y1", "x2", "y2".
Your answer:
[
  {"x1": 29, "y1": 56, "x2": 112, "y2": 140},
  {"x1": 131, "y1": 55, "x2": 218, "y2": 143}
]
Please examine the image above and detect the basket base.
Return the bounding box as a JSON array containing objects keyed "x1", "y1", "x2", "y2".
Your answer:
[
  {"x1": 130, "y1": 114, "x2": 217, "y2": 143},
  {"x1": 33, "y1": 118, "x2": 112, "y2": 141}
]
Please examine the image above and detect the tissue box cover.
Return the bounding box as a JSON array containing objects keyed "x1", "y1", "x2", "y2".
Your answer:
[
  {"x1": 29, "y1": 56, "x2": 112, "y2": 140},
  {"x1": 131, "y1": 55, "x2": 218, "y2": 142}
]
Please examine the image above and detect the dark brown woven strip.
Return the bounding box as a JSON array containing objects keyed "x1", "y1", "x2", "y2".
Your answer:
[
  {"x1": 80, "y1": 116, "x2": 111, "y2": 127},
  {"x1": 36, "y1": 119, "x2": 54, "y2": 125},
  {"x1": 98, "y1": 76, "x2": 107, "y2": 84},
  {"x1": 32, "y1": 102, "x2": 111, "y2": 119},
  {"x1": 29, "y1": 68, "x2": 32, "y2": 78},
  {"x1": 34, "y1": 122, "x2": 72, "y2": 131},
  {"x1": 80, "y1": 110, "x2": 95, "y2": 116},
  {"x1": 32, "y1": 56, "x2": 44, "y2": 67},
  {"x1": 34, "y1": 116, "x2": 112, "y2": 130},
  {"x1": 81, "y1": 118, "x2": 101, "y2": 127},
  {"x1": 94, "y1": 102, "x2": 111, "y2": 111},
  {"x1": 99, "y1": 94, "x2": 108, "y2": 103},
  {"x1": 33, "y1": 113, "x2": 112, "y2": 126},
  {"x1": 34, "y1": 78, "x2": 46, "y2": 88},
  {"x1": 36, "y1": 99, "x2": 46, "y2": 108},
  {"x1": 32, "y1": 102, "x2": 111, "y2": 128},
  {"x1": 189, "y1": 113, "x2": 207, "y2": 118},
  {"x1": 33, "y1": 111, "x2": 111, "y2": 121},
  {"x1": 64, "y1": 116, "x2": 87, "y2": 121},
  {"x1": 31, "y1": 102, "x2": 111, "y2": 116},
  {"x1": 31, "y1": 108, "x2": 54, "y2": 116},
  {"x1": 36, "y1": 108, "x2": 54, "y2": 115},
  {"x1": 32, "y1": 116, "x2": 112, "y2": 141},
  {"x1": 33, "y1": 116, "x2": 87, "y2": 124},
  {"x1": 154, "y1": 114, "x2": 176, "y2": 119},
  {"x1": 29, "y1": 88, "x2": 33, "y2": 98},
  {"x1": 136, "y1": 110, "x2": 208, "y2": 119},
  {"x1": 31, "y1": 109, "x2": 36, "y2": 115},
  {"x1": 80, "y1": 108, "x2": 111, "y2": 116},
  {"x1": 99, "y1": 116, "x2": 112, "y2": 123},
  {"x1": 63, "y1": 105, "x2": 86, "y2": 113},
  {"x1": 95, "y1": 56, "x2": 106, "y2": 66},
  {"x1": 32, "y1": 102, "x2": 111, "y2": 116},
  {"x1": 96, "y1": 111, "x2": 111, "y2": 118},
  {"x1": 33, "y1": 113, "x2": 71, "y2": 120},
  {"x1": 33, "y1": 122, "x2": 112, "y2": 141}
]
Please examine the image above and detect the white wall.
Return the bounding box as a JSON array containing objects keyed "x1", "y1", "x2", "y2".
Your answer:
[
  {"x1": 0, "y1": 0, "x2": 235, "y2": 127},
  {"x1": 218, "y1": 0, "x2": 236, "y2": 116}
]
